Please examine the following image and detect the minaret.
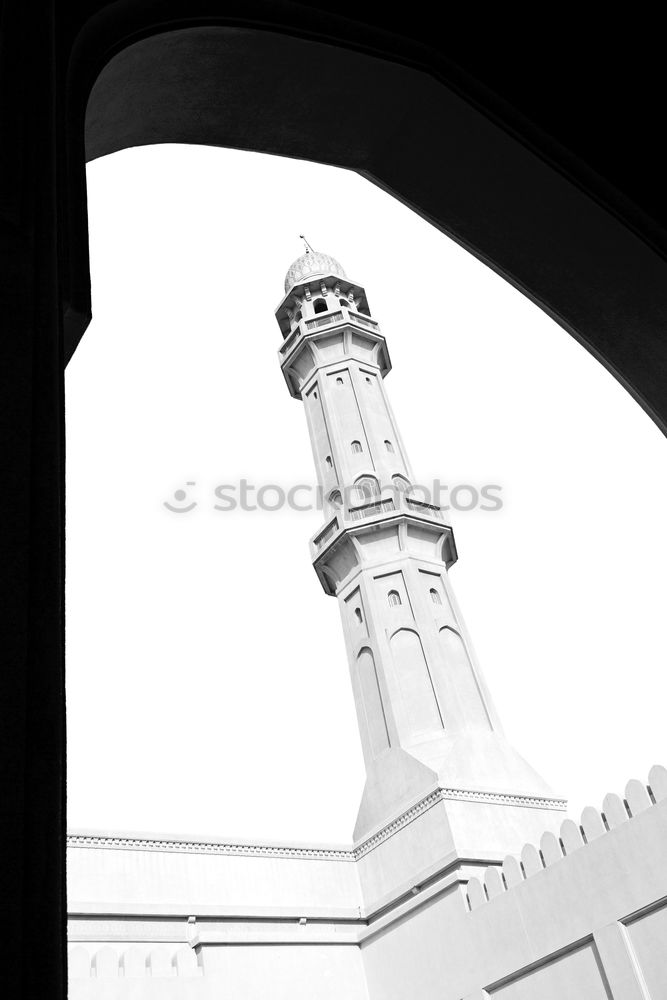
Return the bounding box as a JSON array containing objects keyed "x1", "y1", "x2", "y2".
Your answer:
[{"x1": 275, "y1": 246, "x2": 566, "y2": 857}]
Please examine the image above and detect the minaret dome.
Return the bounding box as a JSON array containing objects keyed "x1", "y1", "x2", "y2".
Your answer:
[{"x1": 284, "y1": 250, "x2": 346, "y2": 293}]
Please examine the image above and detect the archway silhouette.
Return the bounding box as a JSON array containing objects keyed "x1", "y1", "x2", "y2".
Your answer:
[{"x1": 3, "y1": 8, "x2": 667, "y2": 998}]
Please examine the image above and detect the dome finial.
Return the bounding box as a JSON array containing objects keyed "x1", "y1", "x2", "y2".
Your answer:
[{"x1": 299, "y1": 234, "x2": 315, "y2": 254}]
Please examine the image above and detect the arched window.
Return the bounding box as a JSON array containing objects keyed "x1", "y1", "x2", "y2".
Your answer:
[
  {"x1": 354, "y1": 607, "x2": 363, "y2": 624},
  {"x1": 329, "y1": 490, "x2": 342, "y2": 507},
  {"x1": 388, "y1": 590, "x2": 402, "y2": 607},
  {"x1": 355, "y1": 476, "x2": 379, "y2": 502},
  {"x1": 313, "y1": 390, "x2": 318, "y2": 399},
  {"x1": 336, "y1": 377, "x2": 344, "y2": 386},
  {"x1": 384, "y1": 440, "x2": 394, "y2": 453},
  {"x1": 325, "y1": 455, "x2": 333, "y2": 467},
  {"x1": 392, "y1": 474, "x2": 410, "y2": 493},
  {"x1": 351, "y1": 440, "x2": 363, "y2": 454},
  {"x1": 313, "y1": 298, "x2": 327, "y2": 314},
  {"x1": 294, "y1": 309, "x2": 302, "y2": 323},
  {"x1": 430, "y1": 588, "x2": 442, "y2": 605},
  {"x1": 339, "y1": 297, "x2": 349, "y2": 309}
]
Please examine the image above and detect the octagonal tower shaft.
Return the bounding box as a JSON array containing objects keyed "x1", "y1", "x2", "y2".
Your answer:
[{"x1": 275, "y1": 251, "x2": 563, "y2": 847}]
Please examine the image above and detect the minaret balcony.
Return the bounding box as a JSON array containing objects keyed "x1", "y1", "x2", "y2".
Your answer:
[
  {"x1": 303, "y1": 307, "x2": 380, "y2": 335},
  {"x1": 309, "y1": 493, "x2": 458, "y2": 592},
  {"x1": 279, "y1": 306, "x2": 383, "y2": 366}
]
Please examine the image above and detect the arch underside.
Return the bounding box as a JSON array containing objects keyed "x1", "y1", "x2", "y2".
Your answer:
[{"x1": 74, "y1": 25, "x2": 667, "y2": 435}]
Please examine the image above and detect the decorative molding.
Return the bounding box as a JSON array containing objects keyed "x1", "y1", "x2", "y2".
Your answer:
[
  {"x1": 437, "y1": 788, "x2": 568, "y2": 811},
  {"x1": 353, "y1": 788, "x2": 566, "y2": 860},
  {"x1": 66, "y1": 835, "x2": 353, "y2": 862},
  {"x1": 67, "y1": 787, "x2": 565, "y2": 863},
  {"x1": 353, "y1": 790, "x2": 443, "y2": 859}
]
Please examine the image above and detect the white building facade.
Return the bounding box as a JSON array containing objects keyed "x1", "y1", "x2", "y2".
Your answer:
[{"x1": 68, "y1": 251, "x2": 667, "y2": 999}]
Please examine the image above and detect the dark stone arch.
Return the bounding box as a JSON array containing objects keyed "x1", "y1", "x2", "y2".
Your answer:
[{"x1": 2, "y1": 6, "x2": 667, "y2": 999}]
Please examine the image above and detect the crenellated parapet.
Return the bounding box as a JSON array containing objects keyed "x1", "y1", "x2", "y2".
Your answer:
[{"x1": 466, "y1": 763, "x2": 667, "y2": 910}]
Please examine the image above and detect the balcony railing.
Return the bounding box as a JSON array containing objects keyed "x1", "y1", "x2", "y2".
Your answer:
[
  {"x1": 311, "y1": 494, "x2": 447, "y2": 554},
  {"x1": 305, "y1": 310, "x2": 343, "y2": 331},
  {"x1": 313, "y1": 517, "x2": 339, "y2": 550},
  {"x1": 347, "y1": 497, "x2": 395, "y2": 521},
  {"x1": 281, "y1": 308, "x2": 382, "y2": 362},
  {"x1": 404, "y1": 496, "x2": 445, "y2": 521},
  {"x1": 279, "y1": 325, "x2": 302, "y2": 356},
  {"x1": 347, "y1": 309, "x2": 379, "y2": 330}
]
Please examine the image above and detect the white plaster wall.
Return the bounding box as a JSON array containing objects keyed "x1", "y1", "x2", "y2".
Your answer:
[
  {"x1": 200, "y1": 945, "x2": 369, "y2": 999},
  {"x1": 67, "y1": 771, "x2": 667, "y2": 999},
  {"x1": 361, "y1": 780, "x2": 667, "y2": 1000},
  {"x1": 68, "y1": 839, "x2": 361, "y2": 914},
  {"x1": 68, "y1": 805, "x2": 667, "y2": 1000},
  {"x1": 490, "y1": 945, "x2": 612, "y2": 999},
  {"x1": 69, "y1": 982, "x2": 218, "y2": 1000},
  {"x1": 69, "y1": 945, "x2": 368, "y2": 1000}
]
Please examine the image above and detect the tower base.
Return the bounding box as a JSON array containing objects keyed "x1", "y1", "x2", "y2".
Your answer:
[{"x1": 353, "y1": 736, "x2": 567, "y2": 908}]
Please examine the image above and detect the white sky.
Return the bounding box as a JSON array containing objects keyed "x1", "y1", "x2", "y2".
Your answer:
[{"x1": 65, "y1": 144, "x2": 667, "y2": 845}]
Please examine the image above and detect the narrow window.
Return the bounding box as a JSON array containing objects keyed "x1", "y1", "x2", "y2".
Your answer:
[
  {"x1": 384, "y1": 440, "x2": 394, "y2": 453},
  {"x1": 430, "y1": 588, "x2": 442, "y2": 605},
  {"x1": 339, "y1": 298, "x2": 349, "y2": 309},
  {"x1": 329, "y1": 490, "x2": 342, "y2": 507},
  {"x1": 313, "y1": 390, "x2": 318, "y2": 399},
  {"x1": 392, "y1": 474, "x2": 410, "y2": 492},
  {"x1": 336, "y1": 377, "x2": 344, "y2": 386},
  {"x1": 351, "y1": 440, "x2": 363, "y2": 454},
  {"x1": 294, "y1": 310, "x2": 302, "y2": 323},
  {"x1": 388, "y1": 590, "x2": 402, "y2": 607},
  {"x1": 325, "y1": 456, "x2": 333, "y2": 467},
  {"x1": 354, "y1": 608, "x2": 363, "y2": 624},
  {"x1": 313, "y1": 298, "x2": 327, "y2": 314}
]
